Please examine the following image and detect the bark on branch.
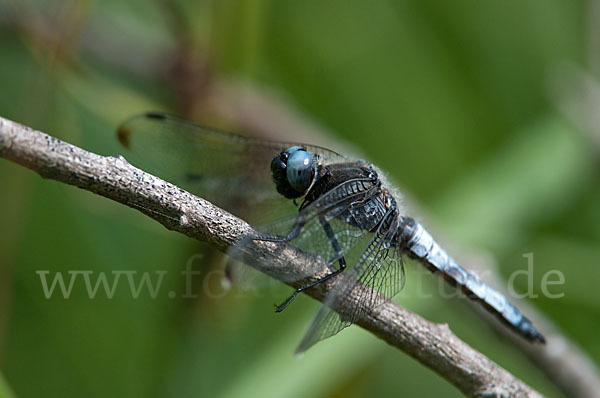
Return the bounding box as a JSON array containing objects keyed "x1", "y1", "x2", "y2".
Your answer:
[{"x1": 0, "y1": 115, "x2": 563, "y2": 397}]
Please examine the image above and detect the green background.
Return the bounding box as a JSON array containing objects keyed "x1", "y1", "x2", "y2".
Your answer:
[{"x1": 0, "y1": 0, "x2": 598, "y2": 397}]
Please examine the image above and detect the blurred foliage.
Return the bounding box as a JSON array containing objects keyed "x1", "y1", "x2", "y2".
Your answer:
[{"x1": 0, "y1": 0, "x2": 597, "y2": 397}]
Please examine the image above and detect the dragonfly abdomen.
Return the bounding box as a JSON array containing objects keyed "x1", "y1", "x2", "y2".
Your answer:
[{"x1": 401, "y1": 218, "x2": 545, "y2": 344}]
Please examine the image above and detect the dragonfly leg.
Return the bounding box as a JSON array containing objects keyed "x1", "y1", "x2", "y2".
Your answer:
[{"x1": 274, "y1": 217, "x2": 347, "y2": 312}]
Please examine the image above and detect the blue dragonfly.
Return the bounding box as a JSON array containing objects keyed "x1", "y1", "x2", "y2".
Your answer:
[{"x1": 117, "y1": 112, "x2": 545, "y2": 353}]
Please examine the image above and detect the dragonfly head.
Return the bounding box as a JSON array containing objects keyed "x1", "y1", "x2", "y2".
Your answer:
[{"x1": 271, "y1": 146, "x2": 316, "y2": 199}]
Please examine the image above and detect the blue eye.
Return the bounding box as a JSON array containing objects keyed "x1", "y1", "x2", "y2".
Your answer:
[
  {"x1": 284, "y1": 146, "x2": 303, "y2": 156},
  {"x1": 286, "y1": 149, "x2": 314, "y2": 193}
]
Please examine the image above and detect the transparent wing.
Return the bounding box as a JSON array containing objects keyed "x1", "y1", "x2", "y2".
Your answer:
[
  {"x1": 221, "y1": 256, "x2": 280, "y2": 291},
  {"x1": 295, "y1": 212, "x2": 405, "y2": 354},
  {"x1": 116, "y1": 112, "x2": 345, "y2": 223},
  {"x1": 228, "y1": 177, "x2": 383, "y2": 282}
]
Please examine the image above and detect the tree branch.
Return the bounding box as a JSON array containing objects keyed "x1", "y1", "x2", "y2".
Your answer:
[{"x1": 0, "y1": 115, "x2": 546, "y2": 397}]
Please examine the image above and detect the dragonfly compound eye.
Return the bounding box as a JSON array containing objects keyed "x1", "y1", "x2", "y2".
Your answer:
[
  {"x1": 286, "y1": 149, "x2": 314, "y2": 193},
  {"x1": 271, "y1": 146, "x2": 312, "y2": 199},
  {"x1": 270, "y1": 154, "x2": 287, "y2": 181}
]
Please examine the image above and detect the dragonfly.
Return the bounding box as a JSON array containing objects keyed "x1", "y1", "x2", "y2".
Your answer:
[{"x1": 117, "y1": 112, "x2": 545, "y2": 353}]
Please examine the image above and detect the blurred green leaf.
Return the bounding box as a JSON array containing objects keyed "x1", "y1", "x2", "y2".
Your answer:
[{"x1": 433, "y1": 116, "x2": 593, "y2": 251}]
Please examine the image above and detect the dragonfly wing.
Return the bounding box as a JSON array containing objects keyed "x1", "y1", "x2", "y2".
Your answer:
[
  {"x1": 295, "y1": 211, "x2": 405, "y2": 354},
  {"x1": 116, "y1": 112, "x2": 345, "y2": 223},
  {"x1": 222, "y1": 256, "x2": 281, "y2": 291},
  {"x1": 228, "y1": 177, "x2": 383, "y2": 282}
]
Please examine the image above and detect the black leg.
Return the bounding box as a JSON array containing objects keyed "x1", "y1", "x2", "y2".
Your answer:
[
  {"x1": 319, "y1": 216, "x2": 347, "y2": 271},
  {"x1": 275, "y1": 217, "x2": 347, "y2": 312}
]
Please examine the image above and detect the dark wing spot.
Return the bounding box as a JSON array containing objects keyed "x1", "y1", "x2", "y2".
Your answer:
[
  {"x1": 116, "y1": 126, "x2": 131, "y2": 148},
  {"x1": 145, "y1": 112, "x2": 167, "y2": 120}
]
